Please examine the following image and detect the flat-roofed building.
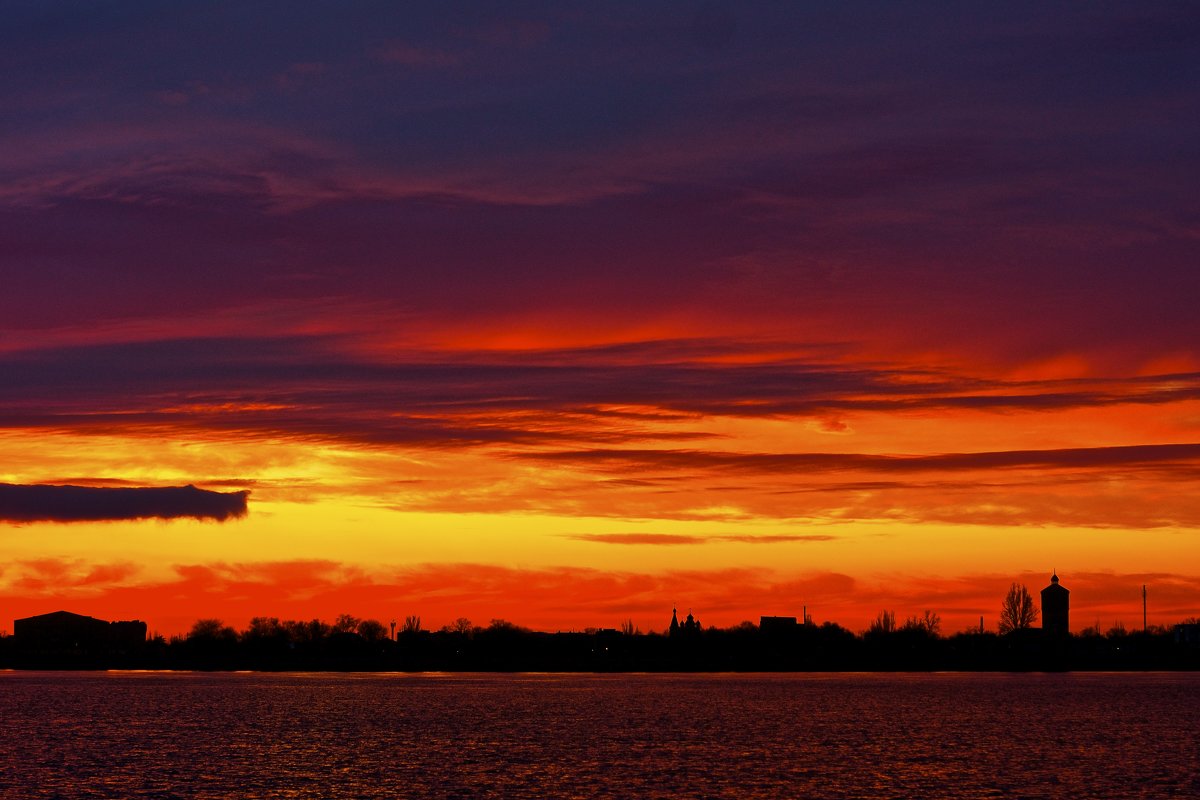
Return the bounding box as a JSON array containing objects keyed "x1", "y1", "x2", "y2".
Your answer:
[
  {"x1": 759, "y1": 616, "x2": 799, "y2": 635},
  {"x1": 14, "y1": 610, "x2": 147, "y2": 651}
]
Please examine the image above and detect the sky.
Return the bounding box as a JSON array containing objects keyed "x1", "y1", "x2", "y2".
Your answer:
[{"x1": 2, "y1": 1, "x2": 1199, "y2": 636}]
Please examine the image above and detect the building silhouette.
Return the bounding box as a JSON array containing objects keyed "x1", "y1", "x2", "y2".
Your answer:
[
  {"x1": 759, "y1": 616, "x2": 798, "y2": 635},
  {"x1": 13, "y1": 610, "x2": 147, "y2": 652},
  {"x1": 1040, "y1": 571, "x2": 1069, "y2": 637},
  {"x1": 669, "y1": 606, "x2": 701, "y2": 638},
  {"x1": 1175, "y1": 623, "x2": 1200, "y2": 646}
]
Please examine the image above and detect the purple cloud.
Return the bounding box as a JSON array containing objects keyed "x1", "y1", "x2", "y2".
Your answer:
[{"x1": 0, "y1": 483, "x2": 249, "y2": 523}]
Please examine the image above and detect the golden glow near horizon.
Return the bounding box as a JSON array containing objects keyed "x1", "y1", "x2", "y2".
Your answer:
[{"x1": 3, "y1": 339, "x2": 1199, "y2": 636}]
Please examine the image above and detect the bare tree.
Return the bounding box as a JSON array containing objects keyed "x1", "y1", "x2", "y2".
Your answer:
[
  {"x1": 902, "y1": 610, "x2": 942, "y2": 636},
  {"x1": 332, "y1": 613, "x2": 361, "y2": 634},
  {"x1": 868, "y1": 610, "x2": 897, "y2": 635},
  {"x1": 619, "y1": 618, "x2": 639, "y2": 635},
  {"x1": 999, "y1": 583, "x2": 1039, "y2": 633},
  {"x1": 242, "y1": 617, "x2": 285, "y2": 642},
  {"x1": 486, "y1": 619, "x2": 524, "y2": 633},
  {"x1": 284, "y1": 618, "x2": 330, "y2": 643},
  {"x1": 401, "y1": 615, "x2": 422, "y2": 634}
]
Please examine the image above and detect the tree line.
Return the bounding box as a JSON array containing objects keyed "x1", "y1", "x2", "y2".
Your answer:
[{"x1": 2, "y1": 606, "x2": 1196, "y2": 672}]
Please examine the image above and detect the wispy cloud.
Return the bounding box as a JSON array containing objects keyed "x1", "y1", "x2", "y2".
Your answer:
[
  {"x1": 566, "y1": 532, "x2": 836, "y2": 546},
  {"x1": 9, "y1": 558, "x2": 142, "y2": 592},
  {"x1": 372, "y1": 42, "x2": 462, "y2": 68},
  {"x1": 1, "y1": 335, "x2": 1197, "y2": 450}
]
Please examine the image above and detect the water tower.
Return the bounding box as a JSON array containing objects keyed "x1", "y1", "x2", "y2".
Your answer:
[{"x1": 1041, "y1": 571, "x2": 1070, "y2": 637}]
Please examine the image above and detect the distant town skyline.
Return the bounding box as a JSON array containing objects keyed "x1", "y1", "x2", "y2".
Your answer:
[
  {"x1": 2, "y1": 4, "x2": 1198, "y2": 637},
  {"x1": 0, "y1": 570, "x2": 1170, "y2": 642},
  {"x1": 1, "y1": 570, "x2": 1183, "y2": 640}
]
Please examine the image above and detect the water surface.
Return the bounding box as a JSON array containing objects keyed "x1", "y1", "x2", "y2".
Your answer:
[{"x1": 1, "y1": 672, "x2": 1196, "y2": 799}]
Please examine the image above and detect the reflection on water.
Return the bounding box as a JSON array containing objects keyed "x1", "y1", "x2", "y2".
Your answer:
[{"x1": 1, "y1": 672, "x2": 1197, "y2": 799}]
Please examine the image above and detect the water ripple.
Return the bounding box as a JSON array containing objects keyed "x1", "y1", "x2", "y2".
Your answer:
[{"x1": 0, "y1": 672, "x2": 1196, "y2": 799}]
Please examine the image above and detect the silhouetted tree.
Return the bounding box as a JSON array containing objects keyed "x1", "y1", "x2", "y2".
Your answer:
[
  {"x1": 619, "y1": 619, "x2": 639, "y2": 635},
  {"x1": 868, "y1": 610, "x2": 897, "y2": 635},
  {"x1": 242, "y1": 616, "x2": 285, "y2": 641},
  {"x1": 188, "y1": 618, "x2": 237, "y2": 642},
  {"x1": 401, "y1": 615, "x2": 422, "y2": 634},
  {"x1": 284, "y1": 618, "x2": 331, "y2": 643},
  {"x1": 332, "y1": 614, "x2": 361, "y2": 634},
  {"x1": 902, "y1": 610, "x2": 942, "y2": 636},
  {"x1": 999, "y1": 583, "x2": 1038, "y2": 633},
  {"x1": 182, "y1": 618, "x2": 238, "y2": 666},
  {"x1": 486, "y1": 619, "x2": 525, "y2": 633},
  {"x1": 356, "y1": 619, "x2": 388, "y2": 641},
  {"x1": 442, "y1": 617, "x2": 473, "y2": 635}
]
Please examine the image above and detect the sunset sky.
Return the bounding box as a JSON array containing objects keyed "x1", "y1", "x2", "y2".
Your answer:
[{"x1": 2, "y1": 2, "x2": 1198, "y2": 636}]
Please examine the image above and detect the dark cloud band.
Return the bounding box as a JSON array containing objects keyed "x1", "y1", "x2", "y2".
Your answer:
[
  {"x1": 0, "y1": 483, "x2": 249, "y2": 523},
  {"x1": 2, "y1": 336, "x2": 1199, "y2": 450},
  {"x1": 521, "y1": 443, "x2": 1200, "y2": 475}
]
